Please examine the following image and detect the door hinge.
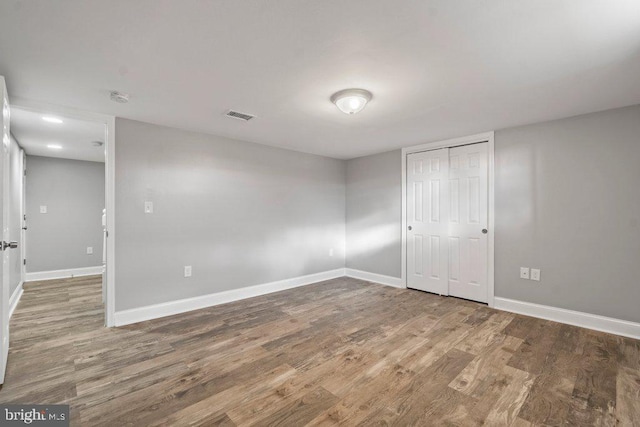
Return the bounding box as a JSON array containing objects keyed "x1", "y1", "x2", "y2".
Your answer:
[{"x1": 23, "y1": 259, "x2": 26, "y2": 265}]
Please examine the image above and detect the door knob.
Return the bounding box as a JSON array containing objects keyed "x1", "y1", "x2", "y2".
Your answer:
[
  {"x1": 482, "y1": 229, "x2": 488, "y2": 234},
  {"x1": 1, "y1": 241, "x2": 18, "y2": 250},
  {"x1": 408, "y1": 226, "x2": 412, "y2": 231}
]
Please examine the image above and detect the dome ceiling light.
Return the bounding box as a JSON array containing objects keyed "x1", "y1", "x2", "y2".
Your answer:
[{"x1": 330, "y1": 89, "x2": 372, "y2": 115}]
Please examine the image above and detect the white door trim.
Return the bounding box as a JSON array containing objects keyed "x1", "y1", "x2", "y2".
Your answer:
[
  {"x1": 401, "y1": 132, "x2": 495, "y2": 307},
  {"x1": 11, "y1": 97, "x2": 116, "y2": 327},
  {"x1": 20, "y1": 150, "x2": 26, "y2": 284}
]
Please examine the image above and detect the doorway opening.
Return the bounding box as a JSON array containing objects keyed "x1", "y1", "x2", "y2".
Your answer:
[{"x1": 8, "y1": 101, "x2": 115, "y2": 327}]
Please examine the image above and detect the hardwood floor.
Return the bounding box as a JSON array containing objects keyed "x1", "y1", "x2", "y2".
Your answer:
[{"x1": 1, "y1": 275, "x2": 639, "y2": 426}]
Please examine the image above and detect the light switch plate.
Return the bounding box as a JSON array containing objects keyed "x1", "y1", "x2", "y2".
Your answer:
[
  {"x1": 531, "y1": 268, "x2": 541, "y2": 281},
  {"x1": 144, "y1": 201, "x2": 153, "y2": 214},
  {"x1": 520, "y1": 267, "x2": 530, "y2": 279},
  {"x1": 40, "y1": 205, "x2": 47, "y2": 214},
  {"x1": 184, "y1": 266, "x2": 192, "y2": 278},
  {"x1": 87, "y1": 247, "x2": 93, "y2": 255},
  {"x1": 329, "y1": 248, "x2": 334, "y2": 257}
]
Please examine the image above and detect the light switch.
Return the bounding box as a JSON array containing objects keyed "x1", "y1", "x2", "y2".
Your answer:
[
  {"x1": 184, "y1": 266, "x2": 192, "y2": 277},
  {"x1": 40, "y1": 205, "x2": 47, "y2": 214},
  {"x1": 531, "y1": 268, "x2": 541, "y2": 281},
  {"x1": 87, "y1": 247, "x2": 93, "y2": 255},
  {"x1": 144, "y1": 201, "x2": 153, "y2": 214},
  {"x1": 520, "y1": 267, "x2": 530, "y2": 279}
]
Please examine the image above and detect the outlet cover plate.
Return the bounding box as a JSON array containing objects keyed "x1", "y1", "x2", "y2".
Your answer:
[
  {"x1": 531, "y1": 268, "x2": 541, "y2": 281},
  {"x1": 520, "y1": 267, "x2": 530, "y2": 279}
]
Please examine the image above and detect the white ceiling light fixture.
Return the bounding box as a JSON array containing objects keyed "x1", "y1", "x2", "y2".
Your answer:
[
  {"x1": 331, "y1": 89, "x2": 372, "y2": 115},
  {"x1": 47, "y1": 144, "x2": 63, "y2": 150},
  {"x1": 42, "y1": 116, "x2": 63, "y2": 124}
]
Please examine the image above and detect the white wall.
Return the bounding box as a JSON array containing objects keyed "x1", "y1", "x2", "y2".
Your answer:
[
  {"x1": 346, "y1": 149, "x2": 401, "y2": 277},
  {"x1": 114, "y1": 118, "x2": 346, "y2": 312},
  {"x1": 494, "y1": 104, "x2": 640, "y2": 323},
  {"x1": 25, "y1": 155, "x2": 105, "y2": 273},
  {"x1": 345, "y1": 104, "x2": 640, "y2": 324}
]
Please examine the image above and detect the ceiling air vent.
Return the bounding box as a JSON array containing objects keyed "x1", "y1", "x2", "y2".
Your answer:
[{"x1": 225, "y1": 110, "x2": 255, "y2": 122}]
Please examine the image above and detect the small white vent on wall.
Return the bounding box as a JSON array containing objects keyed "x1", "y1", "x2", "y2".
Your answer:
[{"x1": 225, "y1": 110, "x2": 255, "y2": 121}]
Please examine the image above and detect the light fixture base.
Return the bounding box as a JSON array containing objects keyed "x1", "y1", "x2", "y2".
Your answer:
[{"x1": 330, "y1": 88, "x2": 372, "y2": 115}]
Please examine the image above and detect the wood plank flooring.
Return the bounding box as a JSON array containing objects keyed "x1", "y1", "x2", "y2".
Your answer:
[{"x1": 1, "y1": 275, "x2": 639, "y2": 426}]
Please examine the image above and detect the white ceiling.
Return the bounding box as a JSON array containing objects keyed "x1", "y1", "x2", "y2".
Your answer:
[
  {"x1": 11, "y1": 108, "x2": 105, "y2": 162},
  {"x1": 1, "y1": 0, "x2": 639, "y2": 159}
]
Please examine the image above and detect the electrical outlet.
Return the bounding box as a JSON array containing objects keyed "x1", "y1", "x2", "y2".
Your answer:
[
  {"x1": 530, "y1": 268, "x2": 541, "y2": 281},
  {"x1": 144, "y1": 201, "x2": 153, "y2": 214},
  {"x1": 184, "y1": 266, "x2": 192, "y2": 278},
  {"x1": 86, "y1": 247, "x2": 93, "y2": 255},
  {"x1": 40, "y1": 205, "x2": 47, "y2": 214},
  {"x1": 329, "y1": 248, "x2": 334, "y2": 257},
  {"x1": 520, "y1": 267, "x2": 530, "y2": 279}
]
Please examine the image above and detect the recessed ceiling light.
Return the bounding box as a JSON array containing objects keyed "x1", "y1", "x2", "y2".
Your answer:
[
  {"x1": 331, "y1": 89, "x2": 372, "y2": 115},
  {"x1": 47, "y1": 144, "x2": 63, "y2": 150},
  {"x1": 110, "y1": 91, "x2": 129, "y2": 103},
  {"x1": 42, "y1": 116, "x2": 63, "y2": 124}
]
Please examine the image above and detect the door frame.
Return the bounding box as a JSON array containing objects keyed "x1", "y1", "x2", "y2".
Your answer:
[
  {"x1": 401, "y1": 132, "x2": 495, "y2": 307},
  {"x1": 11, "y1": 97, "x2": 116, "y2": 326},
  {"x1": 20, "y1": 149, "x2": 26, "y2": 284}
]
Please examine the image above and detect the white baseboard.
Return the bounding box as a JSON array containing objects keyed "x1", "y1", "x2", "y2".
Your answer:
[
  {"x1": 26, "y1": 266, "x2": 103, "y2": 282},
  {"x1": 345, "y1": 268, "x2": 405, "y2": 288},
  {"x1": 114, "y1": 268, "x2": 346, "y2": 326},
  {"x1": 9, "y1": 282, "x2": 23, "y2": 318},
  {"x1": 494, "y1": 297, "x2": 640, "y2": 340}
]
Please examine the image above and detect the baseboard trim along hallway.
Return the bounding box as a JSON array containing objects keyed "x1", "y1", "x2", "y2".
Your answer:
[
  {"x1": 25, "y1": 266, "x2": 103, "y2": 282},
  {"x1": 9, "y1": 282, "x2": 23, "y2": 319},
  {"x1": 114, "y1": 268, "x2": 346, "y2": 326},
  {"x1": 494, "y1": 297, "x2": 640, "y2": 340}
]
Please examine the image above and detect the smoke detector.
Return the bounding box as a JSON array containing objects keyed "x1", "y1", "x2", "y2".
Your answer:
[
  {"x1": 110, "y1": 91, "x2": 129, "y2": 103},
  {"x1": 225, "y1": 110, "x2": 255, "y2": 122}
]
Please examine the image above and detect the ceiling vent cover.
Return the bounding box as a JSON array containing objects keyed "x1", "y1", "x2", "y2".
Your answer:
[{"x1": 225, "y1": 110, "x2": 255, "y2": 121}]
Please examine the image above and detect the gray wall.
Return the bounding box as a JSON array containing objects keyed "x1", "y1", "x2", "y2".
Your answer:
[
  {"x1": 346, "y1": 149, "x2": 401, "y2": 277},
  {"x1": 26, "y1": 156, "x2": 105, "y2": 272},
  {"x1": 115, "y1": 118, "x2": 346, "y2": 311},
  {"x1": 495, "y1": 104, "x2": 640, "y2": 323},
  {"x1": 9, "y1": 135, "x2": 23, "y2": 295},
  {"x1": 345, "y1": 104, "x2": 640, "y2": 323}
]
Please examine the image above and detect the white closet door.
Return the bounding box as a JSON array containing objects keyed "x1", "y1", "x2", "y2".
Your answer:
[
  {"x1": 447, "y1": 143, "x2": 489, "y2": 303},
  {"x1": 406, "y1": 149, "x2": 449, "y2": 295}
]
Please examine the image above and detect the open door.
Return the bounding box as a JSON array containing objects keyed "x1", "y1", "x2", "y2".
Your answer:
[{"x1": 0, "y1": 76, "x2": 11, "y2": 384}]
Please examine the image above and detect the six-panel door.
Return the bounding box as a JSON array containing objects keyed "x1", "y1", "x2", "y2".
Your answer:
[
  {"x1": 447, "y1": 143, "x2": 488, "y2": 303},
  {"x1": 406, "y1": 143, "x2": 488, "y2": 303},
  {"x1": 406, "y1": 149, "x2": 449, "y2": 295}
]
